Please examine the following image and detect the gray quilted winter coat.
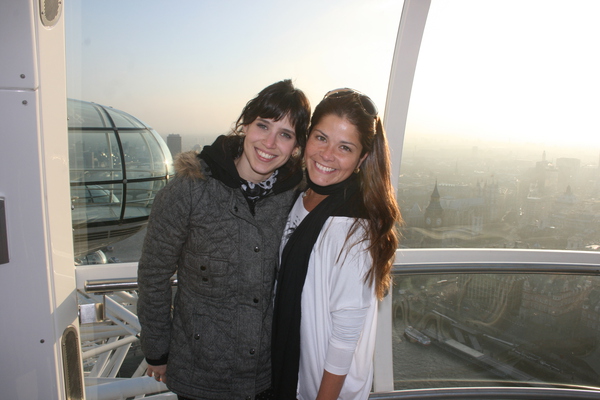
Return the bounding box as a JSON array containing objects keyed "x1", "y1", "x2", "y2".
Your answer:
[{"x1": 137, "y1": 135, "x2": 301, "y2": 399}]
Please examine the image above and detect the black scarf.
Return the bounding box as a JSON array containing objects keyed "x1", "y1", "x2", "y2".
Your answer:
[{"x1": 271, "y1": 174, "x2": 362, "y2": 399}]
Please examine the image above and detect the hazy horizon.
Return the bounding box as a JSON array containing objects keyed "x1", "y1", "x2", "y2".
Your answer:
[{"x1": 66, "y1": 1, "x2": 600, "y2": 164}]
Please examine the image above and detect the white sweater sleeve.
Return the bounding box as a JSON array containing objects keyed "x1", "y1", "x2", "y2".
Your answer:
[{"x1": 314, "y1": 219, "x2": 374, "y2": 376}]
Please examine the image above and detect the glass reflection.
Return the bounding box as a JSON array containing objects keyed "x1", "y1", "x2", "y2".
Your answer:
[
  {"x1": 68, "y1": 99, "x2": 174, "y2": 263},
  {"x1": 392, "y1": 272, "x2": 600, "y2": 389}
]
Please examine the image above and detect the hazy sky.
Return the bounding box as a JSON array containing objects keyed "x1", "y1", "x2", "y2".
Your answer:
[
  {"x1": 406, "y1": 0, "x2": 600, "y2": 155},
  {"x1": 66, "y1": 0, "x2": 600, "y2": 161},
  {"x1": 66, "y1": 0, "x2": 403, "y2": 147}
]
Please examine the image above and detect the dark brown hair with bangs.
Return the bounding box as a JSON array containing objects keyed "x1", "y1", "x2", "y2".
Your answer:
[{"x1": 234, "y1": 79, "x2": 311, "y2": 155}]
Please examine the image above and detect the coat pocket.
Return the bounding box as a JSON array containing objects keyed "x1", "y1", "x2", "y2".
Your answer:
[
  {"x1": 191, "y1": 312, "x2": 234, "y2": 390},
  {"x1": 184, "y1": 252, "x2": 229, "y2": 298}
]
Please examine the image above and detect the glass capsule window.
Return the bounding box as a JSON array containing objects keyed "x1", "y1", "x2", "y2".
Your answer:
[
  {"x1": 68, "y1": 99, "x2": 174, "y2": 263},
  {"x1": 64, "y1": 1, "x2": 600, "y2": 398},
  {"x1": 66, "y1": 1, "x2": 404, "y2": 396},
  {"x1": 399, "y1": 0, "x2": 600, "y2": 251},
  {"x1": 392, "y1": 269, "x2": 600, "y2": 390},
  {"x1": 389, "y1": 0, "x2": 600, "y2": 395}
]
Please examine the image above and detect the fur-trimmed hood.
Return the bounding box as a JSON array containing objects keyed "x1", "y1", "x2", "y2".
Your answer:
[{"x1": 174, "y1": 150, "x2": 205, "y2": 179}]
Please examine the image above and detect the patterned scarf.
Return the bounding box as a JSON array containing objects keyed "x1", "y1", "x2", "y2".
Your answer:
[{"x1": 239, "y1": 170, "x2": 278, "y2": 215}]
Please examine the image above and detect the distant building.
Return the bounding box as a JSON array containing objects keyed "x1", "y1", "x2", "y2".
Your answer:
[
  {"x1": 556, "y1": 157, "x2": 581, "y2": 192},
  {"x1": 424, "y1": 182, "x2": 444, "y2": 228},
  {"x1": 581, "y1": 286, "x2": 600, "y2": 335},
  {"x1": 167, "y1": 133, "x2": 182, "y2": 157},
  {"x1": 520, "y1": 276, "x2": 591, "y2": 334}
]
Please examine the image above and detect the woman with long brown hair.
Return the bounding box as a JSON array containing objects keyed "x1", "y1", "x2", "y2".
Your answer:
[{"x1": 272, "y1": 88, "x2": 402, "y2": 399}]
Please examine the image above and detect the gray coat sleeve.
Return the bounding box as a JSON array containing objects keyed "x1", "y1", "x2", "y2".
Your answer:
[{"x1": 137, "y1": 176, "x2": 194, "y2": 362}]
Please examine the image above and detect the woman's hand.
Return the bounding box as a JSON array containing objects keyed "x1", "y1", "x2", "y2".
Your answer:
[{"x1": 147, "y1": 364, "x2": 167, "y2": 383}]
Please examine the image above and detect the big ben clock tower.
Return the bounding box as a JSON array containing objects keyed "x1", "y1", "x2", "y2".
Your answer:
[{"x1": 425, "y1": 181, "x2": 444, "y2": 228}]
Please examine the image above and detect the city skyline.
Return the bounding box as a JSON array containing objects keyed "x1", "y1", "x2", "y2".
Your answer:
[
  {"x1": 164, "y1": 128, "x2": 600, "y2": 167},
  {"x1": 398, "y1": 135, "x2": 600, "y2": 251}
]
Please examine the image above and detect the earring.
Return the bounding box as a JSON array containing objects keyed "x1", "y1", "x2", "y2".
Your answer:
[{"x1": 354, "y1": 166, "x2": 360, "y2": 174}]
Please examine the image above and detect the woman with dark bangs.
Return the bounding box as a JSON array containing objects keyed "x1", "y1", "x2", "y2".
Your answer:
[{"x1": 138, "y1": 80, "x2": 310, "y2": 400}]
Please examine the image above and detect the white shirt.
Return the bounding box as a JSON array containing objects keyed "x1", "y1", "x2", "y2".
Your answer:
[{"x1": 280, "y1": 194, "x2": 378, "y2": 400}]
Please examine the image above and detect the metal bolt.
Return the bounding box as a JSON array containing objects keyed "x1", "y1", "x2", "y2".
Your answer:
[
  {"x1": 22, "y1": 100, "x2": 28, "y2": 105},
  {"x1": 20, "y1": 74, "x2": 25, "y2": 79}
]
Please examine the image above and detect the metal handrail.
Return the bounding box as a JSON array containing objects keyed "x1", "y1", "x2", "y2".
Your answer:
[
  {"x1": 80, "y1": 264, "x2": 600, "y2": 398},
  {"x1": 392, "y1": 263, "x2": 600, "y2": 275},
  {"x1": 369, "y1": 387, "x2": 600, "y2": 399},
  {"x1": 83, "y1": 259, "x2": 600, "y2": 293},
  {"x1": 84, "y1": 276, "x2": 177, "y2": 293}
]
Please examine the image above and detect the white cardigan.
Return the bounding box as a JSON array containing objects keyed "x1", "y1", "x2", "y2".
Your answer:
[{"x1": 280, "y1": 195, "x2": 377, "y2": 400}]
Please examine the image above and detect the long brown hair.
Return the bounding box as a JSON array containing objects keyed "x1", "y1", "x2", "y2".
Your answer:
[{"x1": 309, "y1": 93, "x2": 402, "y2": 299}]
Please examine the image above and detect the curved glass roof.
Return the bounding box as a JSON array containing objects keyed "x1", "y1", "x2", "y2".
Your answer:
[
  {"x1": 67, "y1": 98, "x2": 150, "y2": 129},
  {"x1": 67, "y1": 99, "x2": 175, "y2": 260}
]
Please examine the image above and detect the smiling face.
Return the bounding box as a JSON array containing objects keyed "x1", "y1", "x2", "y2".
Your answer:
[
  {"x1": 235, "y1": 115, "x2": 298, "y2": 183},
  {"x1": 304, "y1": 114, "x2": 367, "y2": 187}
]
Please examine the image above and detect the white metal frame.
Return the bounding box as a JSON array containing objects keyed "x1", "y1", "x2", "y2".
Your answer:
[
  {"x1": 0, "y1": 0, "x2": 78, "y2": 399},
  {"x1": 374, "y1": 0, "x2": 432, "y2": 392},
  {"x1": 5, "y1": 0, "x2": 600, "y2": 398}
]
